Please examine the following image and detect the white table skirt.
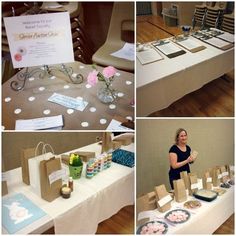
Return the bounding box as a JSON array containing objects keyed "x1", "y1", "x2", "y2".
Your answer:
[
  {"x1": 137, "y1": 36, "x2": 234, "y2": 116},
  {"x1": 138, "y1": 186, "x2": 234, "y2": 234},
  {"x1": 3, "y1": 142, "x2": 134, "y2": 234}
]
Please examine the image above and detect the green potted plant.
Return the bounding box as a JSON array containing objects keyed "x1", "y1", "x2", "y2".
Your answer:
[{"x1": 69, "y1": 153, "x2": 83, "y2": 179}]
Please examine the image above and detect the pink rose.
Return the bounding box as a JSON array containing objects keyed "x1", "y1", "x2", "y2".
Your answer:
[
  {"x1": 102, "y1": 66, "x2": 116, "y2": 78},
  {"x1": 87, "y1": 70, "x2": 98, "y2": 86}
]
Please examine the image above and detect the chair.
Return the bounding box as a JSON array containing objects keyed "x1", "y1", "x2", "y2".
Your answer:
[
  {"x1": 221, "y1": 12, "x2": 234, "y2": 34},
  {"x1": 92, "y1": 2, "x2": 134, "y2": 72}
]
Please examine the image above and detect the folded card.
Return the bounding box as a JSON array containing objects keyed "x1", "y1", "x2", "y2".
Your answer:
[{"x1": 48, "y1": 93, "x2": 88, "y2": 111}]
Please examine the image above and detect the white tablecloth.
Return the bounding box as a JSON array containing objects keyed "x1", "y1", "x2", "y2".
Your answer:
[
  {"x1": 136, "y1": 36, "x2": 234, "y2": 116},
  {"x1": 2, "y1": 142, "x2": 134, "y2": 234},
  {"x1": 138, "y1": 186, "x2": 234, "y2": 234}
]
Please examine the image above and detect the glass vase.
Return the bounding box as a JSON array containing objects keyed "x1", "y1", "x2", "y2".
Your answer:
[{"x1": 97, "y1": 84, "x2": 117, "y2": 104}]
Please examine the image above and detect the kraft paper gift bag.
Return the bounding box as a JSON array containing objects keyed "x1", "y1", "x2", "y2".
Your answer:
[
  {"x1": 147, "y1": 191, "x2": 157, "y2": 210},
  {"x1": 155, "y1": 184, "x2": 172, "y2": 213},
  {"x1": 188, "y1": 173, "x2": 198, "y2": 194},
  {"x1": 219, "y1": 165, "x2": 229, "y2": 183},
  {"x1": 28, "y1": 143, "x2": 55, "y2": 197},
  {"x1": 203, "y1": 171, "x2": 213, "y2": 190},
  {"x1": 212, "y1": 167, "x2": 221, "y2": 187},
  {"x1": 39, "y1": 157, "x2": 62, "y2": 202},
  {"x1": 112, "y1": 141, "x2": 122, "y2": 150},
  {"x1": 225, "y1": 165, "x2": 234, "y2": 179},
  {"x1": 180, "y1": 171, "x2": 191, "y2": 195},
  {"x1": 136, "y1": 192, "x2": 157, "y2": 226},
  {"x1": 113, "y1": 133, "x2": 134, "y2": 146},
  {"x1": 101, "y1": 132, "x2": 113, "y2": 153},
  {"x1": 21, "y1": 142, "x2": 45, "y2": 185},
  {"x1": 173, "y1": 179, "x2": 187, "y2": 202}
]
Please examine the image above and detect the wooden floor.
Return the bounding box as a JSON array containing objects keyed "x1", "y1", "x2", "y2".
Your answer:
[
  {"x1": 137, "y1": 15, "x2": 234, "y2": 117},
  {"x1": 150, "y1": 72, "x2": 234, "y2": 117},
  {"x1": 214, "y1": 214, "x2": 234, "y2": 234},
  {"x1": 96, "y1": 205, "x2": 134, "y2": 234}
]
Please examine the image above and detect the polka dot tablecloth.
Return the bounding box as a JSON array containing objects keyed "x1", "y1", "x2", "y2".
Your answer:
[{"x1": 2, "y1": 62, "x2": 134, "y2": 130}]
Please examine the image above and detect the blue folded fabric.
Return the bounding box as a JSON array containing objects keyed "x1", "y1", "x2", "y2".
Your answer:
[{"x1": 112, "y1": 149, "x2": 134, "y2": 168}]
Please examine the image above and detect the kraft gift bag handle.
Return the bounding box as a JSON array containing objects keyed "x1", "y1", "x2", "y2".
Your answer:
[
  {"x1": 42, "y1": 143, "x2": 55, "y2": 155},
  {"x1": 34, "y1": 141, "x2": 45, "y2": 156},
  {"x1": 28, "y1": 142, "x2": 55, "y2": 197}
]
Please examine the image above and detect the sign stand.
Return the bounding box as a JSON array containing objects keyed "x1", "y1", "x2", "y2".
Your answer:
[
  {"x1": 10, "y1": 64, "x2": 84, "y2": 91},
  {"x1": 6, "y1": 7, "x2": 83, "y2": 91}
]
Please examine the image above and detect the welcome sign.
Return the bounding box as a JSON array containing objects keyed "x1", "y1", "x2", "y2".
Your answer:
[{"x1": 4, "y1": 12, "x2": 74, "y2": 68}]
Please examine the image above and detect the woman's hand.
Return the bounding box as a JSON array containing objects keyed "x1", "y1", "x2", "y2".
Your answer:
[{"x1": 187, "y1": 155, "x2": 194, "y2": 163}]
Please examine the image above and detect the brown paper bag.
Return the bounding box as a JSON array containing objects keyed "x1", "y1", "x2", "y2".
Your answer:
[
  {"x1": 113, "y1": 133, "x2": 134, "y2": 146},
  {"x1": 188, "y1": 173, "x2": 198, "y2": 194},
  {"x1": 180, "y1": 171, "x2": 191, "y2": 195},
  {"x1": 21, "y1": 148, "x2": 37, "y2": 185},
  {"x1": 219, "y1": 165, "x2": 228, "y2": 183},
  {"x1": 203, "y1": 171, "x2": 213, "y2": 190},
  {"x1": 155, "y1": 184, "x2": 172, "y2": 213},
  {"x1": 136, "y1": 192, "x2": 157, "y2": 226},
  {"x1": 136, "y1": 195, "x2": 150, "y2": 226},
  {"x1": 147, "y1": 191, "x2": 157, "y2": 210},
  {"x1": 21, "y1": 142, "x2": 45, "y2": 185},
  {"x1": 39, "y1": 157, "x2": 62, "y2": 202},
  {"x1": 212, "y1": 167, "x2": 221, "y2": 187},
  {"x1": 173, "y1": 179, "x2": 187, "y2": 202},
  {"x1": 112, "y1": 141, "x2": 122, "y2": 150},
  {"x1": 225, "y1": 165, "x2": 234, "y2": 179},
  {"x1": 2, "y1": 181, "x2": 8, "y2": 196},
  {"x1": 101, "y1": 132, "x2": 113, "y2": 153}
]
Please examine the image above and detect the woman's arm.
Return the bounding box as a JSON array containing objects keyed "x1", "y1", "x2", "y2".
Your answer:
[{"x1": 169, "y1": 152, "x2": 193, "y2": 169}]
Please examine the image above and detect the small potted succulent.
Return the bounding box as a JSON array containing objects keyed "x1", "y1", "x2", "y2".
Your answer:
[{"x1": 69, "y1": 153, "x2": 83, "y2": 179}]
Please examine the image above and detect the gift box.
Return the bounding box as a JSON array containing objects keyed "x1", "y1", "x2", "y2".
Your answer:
[
  {"x1": 173, "y1": 179, "x2": 187, "y2": 202},
  {"x1": 188, "y1": 173, "x2": 198, "y2": 194},
  {"x1": 203, "y1": 171, "x2": 213, "y2": 190},
  {"x1": 180, "y1": 171, "x2": 191, "y2": 195},
  {"x1": 155, "y1": 184, "x2": 172, "y2": 213},
  {"x1": 73, "y1": 151, "x2": 95, "y2": 162}
]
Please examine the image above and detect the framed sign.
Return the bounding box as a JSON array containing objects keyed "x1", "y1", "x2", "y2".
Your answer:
[{"x1": 4, "y1": 12, "x2": 74, "y2": 68}]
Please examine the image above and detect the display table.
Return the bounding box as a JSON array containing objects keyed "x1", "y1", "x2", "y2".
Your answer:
[
  {"x1": 2, "y1": 142, "x2": 134, "y2": 234},
  {"x1": 2, "y1": 62, "x2": 134, "y2": 130},
  {"x1": 136, "y1": 36, "x2": 234, "y2": 116},
  {"x1": 138, "y1": 186, "x2": 234, "y2": 234}
]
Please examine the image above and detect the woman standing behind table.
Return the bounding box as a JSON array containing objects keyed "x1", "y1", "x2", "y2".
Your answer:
[{"x1": 168, "y1": 128, "x2": 198, "y2": 189}]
